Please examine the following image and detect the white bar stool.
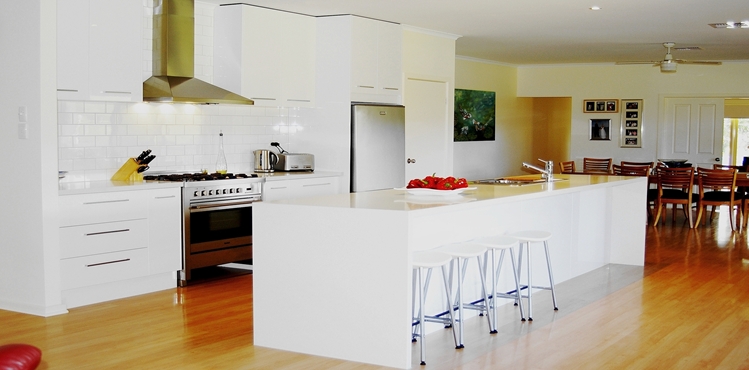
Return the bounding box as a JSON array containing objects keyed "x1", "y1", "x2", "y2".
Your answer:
[
  {"x1": 411, "y1": 251, "x2": 458, "y2": 366},
  {"x1": 437, "y1": 242, "x2": 492, "y2": 347},
  {"x1": 473, "y1": 235, "x2": 526, "y2": 331},
  {"x1": 509, "y1": 230, "x2": 558, "y2": 321}
]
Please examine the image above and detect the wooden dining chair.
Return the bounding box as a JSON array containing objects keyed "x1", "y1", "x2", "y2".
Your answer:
[
  {"x1": 560, "y1": 161, "x2": 576, "y2": 174},
  {"x1": 694, "y1": 167, "x2": 740, "y2": 230},
  {"x1": 621, "y1": 161, "x2": 655, "y2": 174},
  {"x1": 714, "y1": 164, "x2": 749, "y2": 227},
  {"x1": 653, "y1": 166, "x2": 696, "y2": 228},
  {"x1": 583, "y1": 157, "x2": 612, "y2": 174},
  {"x1": 613, "y1": 164, "x2": 650, "y2": 177}
]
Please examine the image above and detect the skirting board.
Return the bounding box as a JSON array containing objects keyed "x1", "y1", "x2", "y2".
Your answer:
[{"x1": 63, "y1": 272, "x2": 177, "y2": 309}]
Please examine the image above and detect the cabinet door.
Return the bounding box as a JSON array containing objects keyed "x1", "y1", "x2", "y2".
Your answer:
[
  {"x1": 57, "y1": 0, "x2": 89, "y2": 100},
  {"x1": 280, "y1": 13, "x2": 316, "y2": 106},
  {"x1": 148, "y1": 188, "x2": 182, "y2": 274},
  {"x1": 88, "y1": 0, "x2": 143, "y2": 101},
  {"x1": 350, "y1": 17, "x2": 379, "y2": 95},
  {"x1": 376, "y1": 22, "x2": 403, "y2": 96},
  {"x1": 263, "y1": 180, "x2": 292, "y2": 201},
  {"x1": 240, "y1": 6, "x2": 282, "y2": 104},
  {"x1": 296, "y1": 177, "x2": 339, "y2": 198}
]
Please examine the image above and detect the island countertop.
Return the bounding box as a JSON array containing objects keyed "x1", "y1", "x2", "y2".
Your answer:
[{"x1": 265, "y1": 174, "x2": 647, "y2": 212}]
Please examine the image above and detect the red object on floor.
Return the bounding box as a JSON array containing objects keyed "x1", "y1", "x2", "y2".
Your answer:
[{"x1": 0, "y1": 344, "x2": 42, "y2": 370}]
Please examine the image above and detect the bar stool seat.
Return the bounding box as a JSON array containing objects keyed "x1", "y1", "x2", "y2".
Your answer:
[
  {"x1": 436, "y1": 242, "x2": 492, "y2": 347},
  {"x1": 508, "y1": 230, "x2": 558, "y2": 321},
  {"x1": 473, "y1": 235, "x2": 526, "y2": 329},
  {"x1": 411, "y1": 251, "x2": 458, "y2": 366}
]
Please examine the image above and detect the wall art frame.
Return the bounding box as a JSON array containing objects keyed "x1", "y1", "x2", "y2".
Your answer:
[
  {"x1": 620, "y1": 99, "x2": 643, "y2": 148},
  {"x1": 583, "y1": 99, "x2": 619, "y2": 113},
  {"x1": 590, "y1": 118, "x2": 612, "y2": 141}
]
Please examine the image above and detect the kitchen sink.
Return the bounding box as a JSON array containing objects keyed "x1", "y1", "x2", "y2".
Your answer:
[{"x1": 475, "y1": 178, "x2": 568, "y2": 186}]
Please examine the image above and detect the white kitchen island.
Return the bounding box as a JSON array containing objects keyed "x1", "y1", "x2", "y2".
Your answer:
[{"x1": 252, "y1": 174, "x2": 648, "y2": 369}]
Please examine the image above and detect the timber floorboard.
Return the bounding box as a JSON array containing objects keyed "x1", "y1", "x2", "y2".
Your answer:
[{"x1": 3, "y1": 206, "x2": 749, "y2": 369}]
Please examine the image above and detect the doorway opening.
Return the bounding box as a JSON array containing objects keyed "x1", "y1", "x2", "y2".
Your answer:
[{"x1": 721, "y1": 118, "x2": 749, "y2": 166}]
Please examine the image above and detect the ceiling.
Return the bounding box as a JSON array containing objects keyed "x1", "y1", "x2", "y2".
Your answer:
[{"x1": 202, "y1": 0, "x2": 749, "y2": 66}]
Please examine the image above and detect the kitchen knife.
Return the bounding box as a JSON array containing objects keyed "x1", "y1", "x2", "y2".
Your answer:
[
  {"x1": 137, "y1": 165, "x2": 149, "y2": 173},
  {"x1": 141, "y1": 155, "x2": 156, "y2": 165},
  {"x1": 135, "y1": 149, "x2": 151, "y2": 163}
]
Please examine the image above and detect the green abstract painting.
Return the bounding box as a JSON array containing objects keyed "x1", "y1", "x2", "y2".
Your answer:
[{"x1": 454, "y1": 89, "x2": 495, "y2": 142}]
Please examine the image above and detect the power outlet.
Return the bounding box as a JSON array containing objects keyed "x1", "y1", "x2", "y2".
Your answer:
[{"x1": 18, "y1": 106, "x2": 28, "y2": 122}]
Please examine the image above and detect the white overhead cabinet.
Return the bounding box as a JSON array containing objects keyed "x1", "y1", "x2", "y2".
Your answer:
[
  {"x1": 350, "y1": 17, "x2": 403, "y2": 104},
  {"x1": 56, "y1": 0, "x2": 143, "y2": 102},
  {"x1": 214, "y1": 4, "x2": 316, "y2": 107}
]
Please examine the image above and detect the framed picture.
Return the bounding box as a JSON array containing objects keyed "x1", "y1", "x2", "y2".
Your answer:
[
  {"x1": 584, "y1": 99, "x2": 619, "y2": 113},
  {"x1": 454, "y1": 89, "x2": 496, "y2": 142},
  {"x1": 620, "y1": 99, "x2": 643, "y2": 148},
  {"x1": 590, "y1": 119, "x2": 611, "y2": 141}
]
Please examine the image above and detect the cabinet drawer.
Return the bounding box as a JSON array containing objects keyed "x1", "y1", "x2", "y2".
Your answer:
[
  {"x1": 61, "y1": 248, "x2": 149, "y2": 290},
  {"x1": 297, "y1": 178, "x2": 338, "y2": 198},
  {"x1": 60, "y1": 191, "x2": 147, "y2": 227},
  {"x1": 60, "y1": 219, "x2": 148, "y2": 259}
]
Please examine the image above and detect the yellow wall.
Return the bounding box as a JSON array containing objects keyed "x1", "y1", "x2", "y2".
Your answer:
[
  {"x1": 517, "y1": 63, "x2": 749, "y2": 167},
  {"x1": 726, "y1": 99, "x2": 749, "y2": 118},
  {"x1": 454, "y1": 58, "x2": 533, "y2": 178}
]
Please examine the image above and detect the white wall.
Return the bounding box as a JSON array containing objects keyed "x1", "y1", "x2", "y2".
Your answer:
[
  {"x1": 517, "y1": 63, "x2": 749, "y2": 166},
  {"x1": 0, "y1": 0, "x2": 66, "y2": 316}
]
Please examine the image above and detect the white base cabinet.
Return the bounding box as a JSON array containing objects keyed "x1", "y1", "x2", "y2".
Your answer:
[
  {"x1": 263, "y1": 176, "x2": 340, "y2": 202},
  {"x1": 59, "y1": 187, "x2": 181, "y2": 308},
  {"x1": 56, "y1": 0, "x2": 143, "y2": 102}
]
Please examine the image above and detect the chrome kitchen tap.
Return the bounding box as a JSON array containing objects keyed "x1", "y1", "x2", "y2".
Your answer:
[{"x1": 522, "y1": 159, "x2": 554, "y2": 182}]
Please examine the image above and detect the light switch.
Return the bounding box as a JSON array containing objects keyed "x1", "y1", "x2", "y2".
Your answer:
[{"x1": 18, "y1": 106, "x2": 27, "y2": 122}]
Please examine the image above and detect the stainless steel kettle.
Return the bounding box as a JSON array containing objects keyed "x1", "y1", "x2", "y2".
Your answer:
[{"x1": 253, "y1": 149, "x2": 278, "y2": 173}]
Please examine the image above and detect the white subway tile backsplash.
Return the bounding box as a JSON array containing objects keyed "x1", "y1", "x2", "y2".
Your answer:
[
  {"x1": 73, "y1": 113, "x2": 96, "y2": 125},
  {"x1": 59, "y1": 124, "x2": 85, "y2": 136},
  {"x1": 73, "y1": 136, "x2": 96, "y2": 147},
  {"x1": 58, "y1": 101, "x2": 85, "y2": 113},
  {"x1": 84, "y1": 102, "x2": 106, "y2": 113},
  {"x1": 95, "y1": 114, "x2": 115, "y2": 125},
  {"x1": 84, "y1": 125, "x2": 106, "y2": 136}
]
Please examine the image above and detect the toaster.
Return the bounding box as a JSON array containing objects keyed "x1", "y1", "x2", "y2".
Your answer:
[{"x1": 275, "y1": 153, "x2": 314, "y2": 171}]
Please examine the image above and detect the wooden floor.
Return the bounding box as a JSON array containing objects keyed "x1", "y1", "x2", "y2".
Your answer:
[{"x1": 4, "y1": 208, "x2": 749, "y2": 369}]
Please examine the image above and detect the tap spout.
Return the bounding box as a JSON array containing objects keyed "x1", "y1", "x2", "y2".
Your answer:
[{"x1": 522, "y1": 159, "x2": 554, "y2": 181}]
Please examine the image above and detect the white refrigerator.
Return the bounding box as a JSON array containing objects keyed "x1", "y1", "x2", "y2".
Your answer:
[{"x1": 350, "y1": 104, "x2": 406, "y2": 192}]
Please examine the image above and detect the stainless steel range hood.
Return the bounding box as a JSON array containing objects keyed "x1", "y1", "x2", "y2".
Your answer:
[{"x1": 143, "y1": 0, "x2": 253, "y2": 105}]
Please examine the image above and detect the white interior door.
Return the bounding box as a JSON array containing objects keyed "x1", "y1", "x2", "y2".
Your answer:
[
  {"x1": 661, "y1": 98, "x2": 724, "y2": 168},
  {"x1": 404, "y1": 78, "x2": 450, "y2": 180}
]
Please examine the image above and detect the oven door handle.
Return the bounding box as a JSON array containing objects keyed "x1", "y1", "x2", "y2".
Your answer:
[{"x1": 190, "y1": 200, "x2": 258, "y2": 212}]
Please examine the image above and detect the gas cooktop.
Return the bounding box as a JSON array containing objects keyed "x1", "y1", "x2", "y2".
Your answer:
[{"x1": 143, "y1": 172, "x2": 258, "y2": 182}]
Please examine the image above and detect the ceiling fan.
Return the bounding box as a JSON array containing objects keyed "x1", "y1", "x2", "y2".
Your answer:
[{"x1": 616, "y1": 42, "x2": 722, "y2": 73}]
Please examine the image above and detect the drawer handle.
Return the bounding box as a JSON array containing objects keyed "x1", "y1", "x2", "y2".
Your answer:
[
  {"x1": 86, "y1": 258, "x2": 130, "y2": 267},
  {"x1": 155, "y1": 195, "x2": 176, "y2": 199},
  {"x1": 83, "y1": 199, "x2": 129, "y2": 205},
  {"x1": 251, "y1": 97, "x2": 277, "y2": 101},
  {"x1": 102, "y1": 91, "x2": 131, "y2": 95},
  {"x1": 57, "y1": 89, "x2": 79, "y2": 92},
  {"x1": 356, "y1": 85, "x2": 375, "y2": 89},
  {"x1": 302, "y1": 183, "x2": 330, "y2": 187},
  {"x1": 287, "y1": 99, "x2": 311, "y2": 102},
  {"x1": 85, "y1": 228, "x2": 130, "y2": 237}
]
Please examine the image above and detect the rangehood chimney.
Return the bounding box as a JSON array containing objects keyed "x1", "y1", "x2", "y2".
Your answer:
[{"x1": 143, "y1": 0, "x2": 253, "y2": 105}]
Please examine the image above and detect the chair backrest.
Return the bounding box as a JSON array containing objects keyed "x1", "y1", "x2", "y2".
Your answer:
[
  {"x1": 697, "y1": 167, "x2": 737, "y2": 192},
  {"x1": 583, "y1": 157, "x2": 612, "y2": 174},
  {"x1": 658, "y1": 166, "x2": 694, "y2": 191},
  {"x1": 560, "y1": 161, "x2": 576, "y2": 174},
  {"x1": 621, "y1": 161, "x2": 655, "y2": 171},
  {"x1": 712, "y1": 164, "x2": 745, "y2": 171},
  {"x1": 613, "y1": 164, "x2": 650, "y2": 177}
]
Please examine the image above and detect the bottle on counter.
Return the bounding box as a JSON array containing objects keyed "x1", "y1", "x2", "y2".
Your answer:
[{"x1": 216, "y1": 130, "x2": 228, "y2": 174}]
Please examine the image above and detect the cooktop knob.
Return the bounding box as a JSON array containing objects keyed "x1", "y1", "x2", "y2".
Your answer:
[
  {"x1": 201, "y1": 190, "x2": 207, "y2": 196},
  {"x1": 194, "y1": 191, "x2": 199, "y2": 197}
]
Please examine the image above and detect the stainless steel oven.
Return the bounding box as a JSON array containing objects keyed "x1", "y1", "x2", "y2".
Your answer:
[{"x1": 179, "y1": 177, "x2": 262, "y2": 286}]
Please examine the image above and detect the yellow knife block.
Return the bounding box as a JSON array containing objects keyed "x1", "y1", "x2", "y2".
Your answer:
[{"x1": 111, "y1": 158, "x2": 142, "y2": 181}]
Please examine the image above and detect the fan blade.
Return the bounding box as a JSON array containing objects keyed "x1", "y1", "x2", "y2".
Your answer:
[
  {"x1": 615, "y1": 61, "x2": 660, "y2": 65},
  {"x1": 674, "y1": 59, "x2": 722, "y2": 65}
]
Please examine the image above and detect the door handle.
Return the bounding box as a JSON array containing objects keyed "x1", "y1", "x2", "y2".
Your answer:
[
  {"x1": 715, "y1": 157, "x2": 721, "y2": 162},
  {"x1": 407, "y1": 158, "x2": 416, "y2": 164}
]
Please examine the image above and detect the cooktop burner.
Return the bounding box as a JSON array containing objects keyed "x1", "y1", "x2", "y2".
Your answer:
[{"x1": 143, "y1": 172, "x2": 258, "y2": 182}]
